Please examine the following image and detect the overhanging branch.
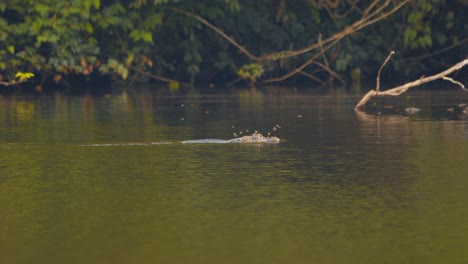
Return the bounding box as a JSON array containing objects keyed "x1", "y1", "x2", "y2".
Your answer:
[
  {"x1": 0, "y1": 79, "x2": 28, "y2": 86},
  {"x1": 166, "y1": 0, "x2": 411, "y2": 84}
]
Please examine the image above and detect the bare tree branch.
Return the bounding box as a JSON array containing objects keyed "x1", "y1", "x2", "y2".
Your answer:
[
  {"x1": 262, "y1": 0, "x2": 409, "y2": 61},
  {"x1": 130, "y1": 66, "x2": 190, "y2": 87},
  {"x1": 262, "y1": 37, "x2": 341, "y2": 83},
  {"x1": 312, "y1": 61, "x2": 347, "y2": 84},
  {"x1": 165, "y1": 7, "x2": 260, "y2": 61},
  {"x1": 261, "y1": 0, "x2": 409, "y2": 82},
  {"x1": 401, "y1": 37, "x2": 468, "y2": 62},
  {"x1": 167, "y1": 0, "x2": 410, "y2": 84},
  {"x1": 354, "y1": 59, "x2": 468, "y2": 111},
  {"x1": 316, "y1": 33, "x2": 346, "y2": 84},
  {"x1": 443, "y1": 76, "x2": 467, "y2": 91},
  {"x1": 0, "y1": 79, "x2": 28, "y2": 86},
  {"x1": 298, "y1": 71, "x2": 327, "y2": 85},
  {"x1": 376, "y1": 51, "x2": 395, "y2": 92}
]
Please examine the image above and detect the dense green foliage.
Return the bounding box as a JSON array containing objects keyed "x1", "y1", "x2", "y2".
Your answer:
[{"x1": 0, "y1": 0, "x2": 466, "y2": 89}]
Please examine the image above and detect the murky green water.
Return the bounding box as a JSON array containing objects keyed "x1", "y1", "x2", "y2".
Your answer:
[{"x1": 1, "y1": 88, "x2": 467, "y2": 264}]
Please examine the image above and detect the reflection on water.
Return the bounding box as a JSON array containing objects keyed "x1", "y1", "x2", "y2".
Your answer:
[{"x1": 0, "y1": 89, "x2": 467, "y2": 264}]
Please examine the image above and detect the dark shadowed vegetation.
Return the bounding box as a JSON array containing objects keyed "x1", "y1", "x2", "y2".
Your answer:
[{"x1": 0, "y1": 0, "x2": 467, "y2": 91}]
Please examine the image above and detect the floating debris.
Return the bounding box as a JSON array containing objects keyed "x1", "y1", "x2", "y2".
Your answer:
[
  {"x1": 405, "y1": 107, "x2": 421, "y2": 114},
  {"x1": 447, "y1": 104, "x2": 467, "y2": 114}
]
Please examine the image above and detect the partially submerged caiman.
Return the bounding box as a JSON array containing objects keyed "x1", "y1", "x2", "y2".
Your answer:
[{"x1": 181, "y1": 132, "x2": 280, "y2": 144}]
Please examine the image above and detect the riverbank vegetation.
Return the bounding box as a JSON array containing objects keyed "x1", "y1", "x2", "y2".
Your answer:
[{"x1": 0, "y1": 0, "x2": 467, "y2": 91}]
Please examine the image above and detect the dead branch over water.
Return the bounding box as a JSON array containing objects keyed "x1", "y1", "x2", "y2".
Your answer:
[{"x1": 354, "y1": 58, "x2": 468, "y2": 111}]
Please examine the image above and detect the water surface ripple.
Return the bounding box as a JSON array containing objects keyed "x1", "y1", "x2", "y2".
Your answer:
[{"x1": 0, "y1": 89, "x2": 467, "y2": 264}]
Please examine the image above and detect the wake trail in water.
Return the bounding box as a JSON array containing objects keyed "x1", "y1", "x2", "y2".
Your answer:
[
  {"x1": 81, "y1": 133, "x2": 280, "y2": 146},
  {"x1": 81, "y1": 142, "x2": 173, "y2": 147}
]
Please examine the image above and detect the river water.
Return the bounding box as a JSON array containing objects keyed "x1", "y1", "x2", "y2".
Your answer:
[{"x1": 0, "y1": 87, "x2": 467, "y2": 263}]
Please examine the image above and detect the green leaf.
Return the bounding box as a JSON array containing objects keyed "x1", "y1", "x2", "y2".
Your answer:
[
  {"x1": 129, "y1": 29, "x2": 141, "y2": 41},
  {"x1": 117, "y1": 65, "x2": 129, "y2": 80},
  {"x1": 34, "y1": 4, "x2": 50, "y2": 17},
  {"x1": 154, "y1": 0, "x2": 170, "y2": 5},
  {"x1": 32, "y1": 20, "x2": 43, "y2": 34},
  {"x1": 141, "y1": 31, "x2": 153, "y2": 43},
  {"x1": 129, "y1": 29, "x2": 153, "y2": 43},
  {"x1": 146, "y1": 14, "x2": 163, "y2": 29},
  {"x1": 7, "y1": 45, "x2": 14, "y2": 54},
  {"x1": 15, "y1": 71, "x2": 35, "y2": 81},
  {"x1": 37, "y1": 32, "x2": 59, "y2": 44},
  {"x1": 107, "y1": 58, "x2": 119, "y2": 69},
  {"x1": 85, "y1": 22, "x2": 93, "y2": 33},
  {"x1": 125, "y1": 53, "x2": 134, "y2": 66},
  {"x1": 83, "y1": 0, "x2": 92, "y2": 11},
  {"x1": 99, "y1": 64, "x2": 109, "y2": 73},
  {"x1": 169, "y1": 81, "x2": 180, "y2": 90},
  {"x1": 93, "y1": 0, "x2": 101, "y2": 9},
  {"x1": 236, "y1": 63, "x2": 264, "y2": 80},
  {"x1": 225, "y1": 0, "x2": 241, "y2": 12}
]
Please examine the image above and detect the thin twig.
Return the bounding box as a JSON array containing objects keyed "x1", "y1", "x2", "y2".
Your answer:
[
  {"x1": 318, "y1": 34, "x2": 329, "y2": 68},
  {"x1": 317, "y1": 34, "x2": 345, "y2": 84},
  {"x1": 443, "y1": 76, "x2": 467, "y2": 91},
  {"x1": 312, "y1": 61, "x2": 346, "y2": 84},
  {"x1": 262, "y1": 37, "x2": 341, "y2": 83},
  {"x1": 376, "y1": 51, "x2": 395, "y2": 92},
  {"x1": 130, "y1": 66, "x2": 190, "y2": 87},
  {"x1": 165, "y1": 7, "x2": 259, "y2": 61},
  {"x1": 401, "y1": 38, "x2": 468, "y2": 62},
  {"x1": 226, "y1": 76, "x2": 244, "y2": 87},
  {"x1": 298, "y1": 71, "x2": 327, "y2": 85},
  {"x1": 362, "y1": 0, "x2": 381, "y2": 18}
]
